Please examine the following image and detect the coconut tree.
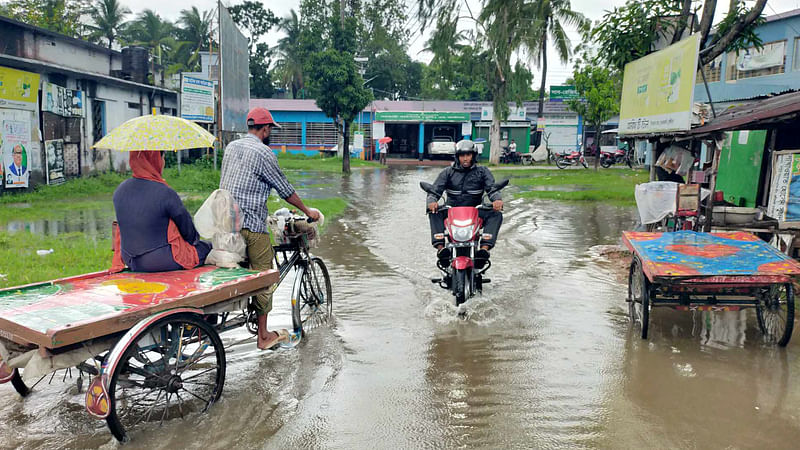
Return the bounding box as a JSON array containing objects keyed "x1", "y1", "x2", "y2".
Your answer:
[
  {"x1": 274, "y1": 10, "x2": 305, "y2": 98},
  {"x1": 532, "y1": 0, "x2": 586, "y2": 140},
  {"x1": 126, "y1": 9, "x2": 176, "y2": 72},
  {"x1": 177, "y1": 6, "x2": 214, "y2": 71},
  {"x1": 87, "y1": 0, "x2": 130, "y2": 73}
]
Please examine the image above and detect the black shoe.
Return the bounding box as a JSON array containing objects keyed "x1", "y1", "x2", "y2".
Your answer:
[
  {"x1": 437, "y1": 248, "x2": 452, "y2": 265},
  {"x1": 474, "y1": 249, "x2": 490, "y2": 269}
]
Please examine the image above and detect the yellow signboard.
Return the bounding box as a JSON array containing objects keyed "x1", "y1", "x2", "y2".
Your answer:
[
  {"x1": 619, "y1": 34, "x2": 700, "y2": 135},
  {"x1": 0, "y1": 66, "x2": 40, "y2": 111}
]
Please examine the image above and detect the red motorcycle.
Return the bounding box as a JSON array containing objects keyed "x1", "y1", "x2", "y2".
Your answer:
[
  {"x1": 555, "y1": 150, "x2": 588, "y2": 169},
  {"x1": 420, "y1": 179, "x2": 508, "y2": 306},
  {"x1": 600, "y1": 147, "x2": 633, "y2": 168}
]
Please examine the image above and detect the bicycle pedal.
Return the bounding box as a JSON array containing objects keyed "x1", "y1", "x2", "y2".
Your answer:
[
  {"x1": 431, "y1": 277, "x2": 443, "y2": 283},
  {"x1": 482, "y1": 278, "x2": 491, "y2": 284}
]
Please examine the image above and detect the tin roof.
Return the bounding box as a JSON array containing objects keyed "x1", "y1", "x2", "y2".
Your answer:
[{"x1": 687, "y1": 89, "x2": 800, "y2": 136}]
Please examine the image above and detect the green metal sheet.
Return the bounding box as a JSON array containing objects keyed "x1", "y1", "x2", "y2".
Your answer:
[
  {"x1": 375, "y1": 111, "x2": 470, "y2": 122},
  {"x1": 716, "y1": 130, "x2": 767, "y2": 207}
]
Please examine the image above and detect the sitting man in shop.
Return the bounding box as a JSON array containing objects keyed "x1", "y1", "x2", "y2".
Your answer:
[{"x1": 426, "y1": 139, "x2": 503, "y2": 269}]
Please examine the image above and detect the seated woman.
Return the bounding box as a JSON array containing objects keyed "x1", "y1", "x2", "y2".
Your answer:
[{"x1": 113, "y1": 151, "x2": 211, "y2": 272}]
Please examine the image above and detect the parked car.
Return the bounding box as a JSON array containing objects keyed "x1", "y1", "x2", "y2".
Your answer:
[{"x1": 427, "y1": 126, "x2": 457, "y2": 156}]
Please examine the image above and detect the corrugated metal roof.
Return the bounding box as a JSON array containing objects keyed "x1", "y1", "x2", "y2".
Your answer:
[
  {"x1": 688, "y1": 89, "x2": 800, "y2": 136},
  {"x1": 765, "y1": 7, "x2": 800, "y2": 23},
  {"x1": 250, "y1": 98, "x2": 577, "y2": 116}
]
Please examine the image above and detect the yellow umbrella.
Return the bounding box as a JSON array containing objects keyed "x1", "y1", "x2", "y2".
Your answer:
[{"x1": 92, "y1": 115, "x2": 216, "y2": 151}]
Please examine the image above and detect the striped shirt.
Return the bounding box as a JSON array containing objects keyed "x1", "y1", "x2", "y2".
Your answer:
[{"x1": 220, "y1": 134, "x2": 295, "y2": 233}]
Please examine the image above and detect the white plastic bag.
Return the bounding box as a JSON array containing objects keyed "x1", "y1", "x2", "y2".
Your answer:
[
  {"x1": 635, "y1": 181, "x2": 678, "y2": 225},
  {"x1": 532, "y1": 144, "x2": 548, "y2": 162},
  {"x1": 267, "y1": 208, "x2": 325, "y2": 248},
  {"x1": 194, "y1": 189, "x2": 247, "y2": 267}
]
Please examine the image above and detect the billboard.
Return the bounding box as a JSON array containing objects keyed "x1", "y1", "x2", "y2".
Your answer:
[
  {"x1": 550, "y1": 85, "x2": 579, "y2": 101},
  {"x1": 619, "y1": 34, "x2": 700, "y2": 135},
  {"x1": 0, "y1": 66, "x2": 39, "y2": 111},
  {"x1": 180, "y1": 75, "x2": 214, "y2": 123},
  {"x1": 219, "y1": 6, "x2": 249, "y2": 133}
]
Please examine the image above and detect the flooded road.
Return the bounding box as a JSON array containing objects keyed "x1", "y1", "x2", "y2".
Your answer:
[{"x1": 3, "y1": 167, "x2": 800, "y2": 448}]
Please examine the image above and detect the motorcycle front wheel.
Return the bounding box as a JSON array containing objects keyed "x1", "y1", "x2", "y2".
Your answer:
[
  {"x1": 555, "y1": 156, "x2": 568, "y2": 169},
  {"x1": 581, "y1": 158, "x2": 589, "y2": 169},
  {"x1": 453, "y1": 269, "x2": 470, "y2": 305},
  {"x1": 600, "y1": 157, "x2": 612, "y2": 168}
]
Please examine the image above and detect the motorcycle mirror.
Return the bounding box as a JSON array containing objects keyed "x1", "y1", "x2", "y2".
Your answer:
[
  {"x1": 488, "y1": 179, "x2": 509, "y2": 194},
  {"x1": 420, "y1": 181, "x2": 440, "y2": 197}
]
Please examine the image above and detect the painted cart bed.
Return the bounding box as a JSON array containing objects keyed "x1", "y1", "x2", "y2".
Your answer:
[
  {"x1": 622, "y1": 231, "x2": 800, "y2": 346},
  {"x1": 0, "y1": 266, "x2": 278, "y2": 350}
]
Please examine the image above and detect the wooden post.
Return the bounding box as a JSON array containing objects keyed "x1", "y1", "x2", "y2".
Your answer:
[
  {"x1": 649, "y1": 139, "x2": 658, "y2": 181},
  {"x1": 703, "y1": 136, "x2": 722, "y2": 232}
]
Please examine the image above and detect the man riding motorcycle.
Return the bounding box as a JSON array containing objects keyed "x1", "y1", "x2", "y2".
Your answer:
[{"x1": 427, "y1": 139, "x2": 504, "y2": 269}]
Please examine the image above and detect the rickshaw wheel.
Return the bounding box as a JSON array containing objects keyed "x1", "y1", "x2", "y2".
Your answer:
[
  {"x1": 11, "y1": 369, "x2": 30, "y2": 397},
  {"x1": 756, "y1": 283, "x2": 795, "y2": 347},
  {"x1": 292, "y1": 257, "x2": 333, "y2": 337},
  {"x1": 106, "y1": 313, "x2": 226, "y2": 443},
  {"x1": 628, "y1": 257, "x2": 650, "y2": 339}
]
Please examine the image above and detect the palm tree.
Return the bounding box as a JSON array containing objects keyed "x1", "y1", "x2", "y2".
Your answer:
[
  {"x1": 274, "y1": 10, "x2": 304, "y2": 99},
  {"x1": 532, "y1": 0, "x2": 585, "y2": 130},
  {"x1": 177, "y1": 6, "x2": 214, "y2": 70},
  {"x1": 87, "y1": 0, "x2": 130, "y2": 73},
  {"x1": 127, "y1": 10, "x2": 176, "y2": 72}
]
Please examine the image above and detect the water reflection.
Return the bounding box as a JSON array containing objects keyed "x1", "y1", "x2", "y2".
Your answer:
[{"x1": 4, "y1": 207, "x2": 116, "y2": 240}]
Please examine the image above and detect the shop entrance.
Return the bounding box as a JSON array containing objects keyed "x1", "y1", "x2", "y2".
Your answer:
[{"x1": 384, "y1": 123, "x2": 420, "y2": 159}]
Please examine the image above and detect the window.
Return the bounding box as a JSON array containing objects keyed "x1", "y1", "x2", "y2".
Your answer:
[
  {"x1": 269, "y1": 122, "x2": 301, "y2": 145},
  {"x1": 127, "y1": 102, "x2": 140, "y2": 109},
  {"x1": 726, "y1": 40, "x2": 786, "y2": 81},
  {"x1": 306, "y1": 121, "x2": 337, "y2": 146},
  {"x1": 92, "y1": 100, "x2": 105, "y2": 142},
  {"x1": 793, "y1": 37, "x2": 800, "y2": 71},
  {"x1": 696, "y1": 56, "x2": 722, "y2": 83}
]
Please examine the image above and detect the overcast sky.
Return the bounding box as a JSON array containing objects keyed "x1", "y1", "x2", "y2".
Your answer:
[{"x1": 124, "y1": 0, "x2": 800, "y2": 89}]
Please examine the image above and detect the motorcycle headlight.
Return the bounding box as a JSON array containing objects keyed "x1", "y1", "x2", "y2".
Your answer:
[{"x1": 450, "y1": 225, "x2": 474, "y2": 242}]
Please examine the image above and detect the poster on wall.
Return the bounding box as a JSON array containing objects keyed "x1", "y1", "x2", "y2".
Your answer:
[
  {"x1": 45, "y1": 138, "x2": 65, "y2": 185},
  {"x1": 0, "y1": 66, "x2": 39, "y2": 111},
  {"x1": 180, "y1": 75, "x2": 214, "y2": 123},
  {"x1": 2, "y1": 119, "x2": 31, "y2": 188},
  {"x1": 767, "y1": 151, "x2": 800, "y2": 226},
  {"x1": 43, "y1": 82, "x2": 84, "y2": 117}
]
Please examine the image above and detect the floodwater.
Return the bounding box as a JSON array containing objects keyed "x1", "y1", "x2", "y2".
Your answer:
[{"x1": 2, "y1": 167, "x2": 800, "y2": 448}]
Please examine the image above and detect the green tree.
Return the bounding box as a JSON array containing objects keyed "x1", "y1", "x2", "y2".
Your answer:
[
  {"x1": 86, "y1": 0, "x2": 130, "y2": 72},
  {"x1": 229, "y1": 1, "x2": 280, "y2": 97},
  {"x1": 566, "y1": 66, "x2": 620, "y2": 170},
  {"x1": 307, "y1": 14, "x2": 373, "y2": 173},
  {"x1": 532, "y1": 0, "x2": 585, "y2": 138},
  {"x1": 591, "y1": 0, "x2": 767, "y2": 70},
  {"x1": 2, "y1": 0, "x2": 90, "y2": 38},
  {"x1": 125, "y1": 10, "x2": 176, "y2": 69},
  {"x1": 275, "y1": 10, "x2": 305, "y2": 98}
]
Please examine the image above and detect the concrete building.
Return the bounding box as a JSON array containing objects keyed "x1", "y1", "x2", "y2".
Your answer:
[
  {"x1": 695, "y1": 8, "x2": 800, "y2": 106},
  {"x1": 0, "y1": 16, "x2": 178, "y2": 192},
  {"x1": 250, "y1": 98, "x2": 583, "y2": 160}
]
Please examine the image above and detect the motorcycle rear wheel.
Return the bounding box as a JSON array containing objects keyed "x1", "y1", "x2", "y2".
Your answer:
[
  {"x1": 600, "y1": 157, "x2": 612, "y2": 168},
  {"x1": 555, "y1": 156, "x2": 568, "y2": 169}
]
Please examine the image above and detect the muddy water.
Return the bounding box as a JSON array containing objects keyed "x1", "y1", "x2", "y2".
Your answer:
[{"x1": 3, "y1": 167, "x2": 800, "y2": 448}]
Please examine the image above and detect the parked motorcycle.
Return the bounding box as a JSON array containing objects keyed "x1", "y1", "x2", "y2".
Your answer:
[
  {"x1": 600, "y1": 147, "x2": 633, "y2": 168},
  {"x1": 420, "y1": 179, "x2": 509, "y2": 307},
  {"x1": 555, "y1": 151, "x2": 588, "y2": 169}
]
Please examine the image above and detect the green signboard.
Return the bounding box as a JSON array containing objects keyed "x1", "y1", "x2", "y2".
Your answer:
[
  {"x1": 375, "y1": 111, "x2": 470, "y2": 122},
  {"x1": 716, "y1": 130, "x2": 767, "y2": 207},
  {"x1": 549, "y1": 85, "x2": 579, "y2": 100}
]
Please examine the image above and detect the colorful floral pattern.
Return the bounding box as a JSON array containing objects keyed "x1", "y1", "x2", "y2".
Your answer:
[
  {"x1": 623, "y1": 230, "x2": 800, "y2": 278},
  {"x1": 91, "y1": 114, "x2": 215, "y2": 152}
]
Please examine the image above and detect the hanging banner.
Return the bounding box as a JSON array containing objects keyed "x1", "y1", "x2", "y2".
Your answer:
[
  {"x1": 619, "y1": 34, "x2": 700, "y2": 135},
  {"x1": 180, "y1": 75, "x2": 214, "y2": 123},
  {"x1": 2, "y1": 119, "x2": 31, "y2": 188},
  {"x1": 371, "y1": 121, "x2": 385, "y2": 139},
  {"x1": 45, "y1": 138, "x2": 66, "y2": 185},
  {"x1": 353, "y1": 131, "x2": 364, "y2": 150},
  {"x1": 42, "y1": 82, "x2": 84, "y2": 117},
  {"x1": 736, "y1": 41, "x2": 785, "y2": 71},
  {"x1": 0, "y1": 66, "x2": 39, "y2": 111},
  {"x1": 767, "y1": 151, "x2": 800, "y2": 225}
]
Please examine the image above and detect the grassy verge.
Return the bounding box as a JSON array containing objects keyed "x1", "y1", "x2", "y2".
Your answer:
[
  {"x1": 275, "y1": 153, "x2": 383, "y2": 171},
  {"x1": 494, "y1": 168, "x2": 649, "y2": 205},
  {"x1": 0, "y1": 232, "x2": 112, "y2": 288}
]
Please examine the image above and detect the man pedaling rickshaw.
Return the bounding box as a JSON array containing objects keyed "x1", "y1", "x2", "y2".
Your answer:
[{"x1": 426, "y1": 139, "x2": 504, "y2": 268}]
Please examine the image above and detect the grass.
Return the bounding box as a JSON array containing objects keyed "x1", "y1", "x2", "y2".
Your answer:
[
  {"x1": 0, "y1": 160, "x2": 353, "y2": 288},
  {"x1": 494, "y1": 168, "x2": 650, "y2": 205},
  {"x1": 0, "y1": 232, "x2": 112, "y2": 288},
  {"x1": 275, "y1": 153, "x2": 383, "y2": 172}
]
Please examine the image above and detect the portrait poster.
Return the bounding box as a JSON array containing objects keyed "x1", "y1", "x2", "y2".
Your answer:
[
  {"x1": 2, "y1": 119, "x2": 31, "y2": 188},
  {"x1": 45, "y1": 138, "x2": 65, "y2": 185}
]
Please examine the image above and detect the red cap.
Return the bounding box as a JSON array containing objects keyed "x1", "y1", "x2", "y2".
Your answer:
[{"x1": 246, "y1": 107, "x2": 281, "y2": 128}]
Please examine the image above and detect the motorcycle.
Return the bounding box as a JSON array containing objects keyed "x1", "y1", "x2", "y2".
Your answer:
[
  {"x1": 600, "y1": 147, "x2": 632, "y2": 168},
  {"x1": 420, "y1": 179, "x2": 509, "y2": 307},
  {"x1": 555, "y1": 150, "x2": 588, "y2": 169}
]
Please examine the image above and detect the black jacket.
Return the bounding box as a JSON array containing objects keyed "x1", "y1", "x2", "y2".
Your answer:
[{"x1": 426, "y1": 162, "x2": 502, "y2": 207}]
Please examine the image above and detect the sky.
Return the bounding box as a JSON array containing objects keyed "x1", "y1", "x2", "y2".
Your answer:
[{"x1": 125, "y1": 0, "x2": 800, "y2": 89}]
